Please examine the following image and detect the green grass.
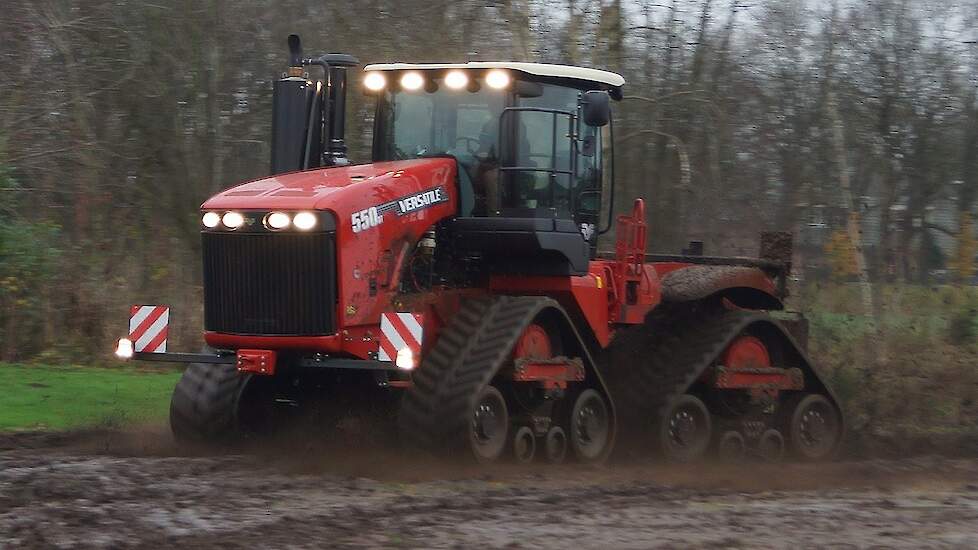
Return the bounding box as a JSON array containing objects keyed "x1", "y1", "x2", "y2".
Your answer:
[{"x1": 0, "y1": 363, "x2": 181, "y2": 431}]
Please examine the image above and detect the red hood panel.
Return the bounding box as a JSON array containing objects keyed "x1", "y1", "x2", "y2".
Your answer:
[{"x1": 201, "y1": 159, "x2": 456, "y2": 211}]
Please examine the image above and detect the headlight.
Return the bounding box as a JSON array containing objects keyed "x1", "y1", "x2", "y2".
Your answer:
[
  {"x1": 201, "y1": 212, "x2": 221, "y2": 228},
  {"x1": 400, "y1": 72, "x2": 424, "y2": 91},
  {"x1": 363, "y1": 72, "x2": 386, "y2": 91},
  {"x1": 485, "y1": 70, "x2": 510, "y2": 89},
  {"x1": 222, "y1": 211, "x2": 245, "y2": 229},
  {"x1": 444, "y1": 70, "x2": 468, "y2": 90},
  {"x1": 265, "y1": 211, "x2": 291, "y2": 230},
  {"x1": 293, "y1": 212, "x2": 317, "y2": 230}
]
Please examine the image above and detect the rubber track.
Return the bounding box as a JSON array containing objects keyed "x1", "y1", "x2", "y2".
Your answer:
[
  {"x1": 399, "y1": 296, "x2": 615, "y2": 456},
  {"x1": 169, "y1": 362, "x2": 250, "y2": 442},
  {"x1": 604, "y1": 305, "x2": 844, "y2": 454}
]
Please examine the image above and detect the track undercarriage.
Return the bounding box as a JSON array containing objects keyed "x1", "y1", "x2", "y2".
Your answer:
[
  {"x1": 604, "y1": 299, "x2": 843, "y2": 462},
  {"x1": 169, "y1": 295, "x2": 843, "y2": 465}
]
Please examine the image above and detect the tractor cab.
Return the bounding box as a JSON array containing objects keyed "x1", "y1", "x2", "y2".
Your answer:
[{"x1": 362, "y1": 62, "x2": 624, "y2": 276}]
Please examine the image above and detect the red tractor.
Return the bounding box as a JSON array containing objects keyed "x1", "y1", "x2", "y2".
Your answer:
[{"x1": 117, "y1": 35, "x2": 843, "y2": 464}]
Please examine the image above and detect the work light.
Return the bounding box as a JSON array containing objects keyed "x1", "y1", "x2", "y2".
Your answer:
[
  {"x1": 444, "y1": 71, "x2": 468, "y2": 90},
  {"x1": 400, "y1": 72, "x2": 424, "y2": 91},
  {"x1": 363, "y1": 72, "x2": 386, "y2": 91},
  {"x1": 485, "y1": 70, "x2": 510, "y2": 89}
]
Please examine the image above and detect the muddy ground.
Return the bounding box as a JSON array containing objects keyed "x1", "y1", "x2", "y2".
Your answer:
[{"x1": 2, "y1": 429, "x2": 978, "y2": 549}]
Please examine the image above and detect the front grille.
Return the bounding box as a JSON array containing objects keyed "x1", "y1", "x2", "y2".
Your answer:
[{"x1": 202, "y1": 231, "x2": 337, "y2": 336}]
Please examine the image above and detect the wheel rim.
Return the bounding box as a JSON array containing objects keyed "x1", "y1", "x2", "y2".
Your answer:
[
  {"x1": 514, "y1": 323, "x2": 554, "y2": 359},
  {"x1": 790, "y1": 395, "x2": 840, "y2": 459},
  {"x1": 469, "y1": 386, "x2": 508, "y2": 462},
  {"x1": 661, "y1": 395, "x2": 712, "y2": 461},
  {"x1": 800, "y1": 407, "x2": 829, "y2": 447},
  {"x1": 669, "y1": 410, "x2": 699, "y2": 447},
  {"x1": 571, "y1": 389, "x2": 610, "y2": 461}
]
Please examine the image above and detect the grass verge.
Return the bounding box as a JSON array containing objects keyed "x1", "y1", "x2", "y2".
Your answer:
[{"x1": 0, "y1": 363, "x2": 180, "y2": 431}]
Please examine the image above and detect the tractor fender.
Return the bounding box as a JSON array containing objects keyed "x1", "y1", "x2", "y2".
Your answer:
[{"x1": 659, "y1": 265, "x2": 783, "y2": 310}]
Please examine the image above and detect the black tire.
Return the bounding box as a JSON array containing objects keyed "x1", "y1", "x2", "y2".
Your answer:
[
  {"x1": 757, "y1": 429, "x2": 785, "y2": 462},
  {"x1": 468, "y1": 385, "x2": 509, "y2": 463},
  {"x1": 782, "y1": 393, "x2": 841, "y2": 461},
  {"x1": 544, "y1": 426, "x2": 568, "y2": 464},
  {"x1": 715, "y1": 430, "x2": 746, "y2": 462},
  {"x1": 569, "y1": 389, "x2": 612, "y2": 463},
  {"x1": 512, "y1": 426, "x2": 536, "y2": 464},
  {"x1": 169, "y1": 362, "x2": 250, "y2": 443},
  {"x1": 657, "y1": 394, "x2": 712, "y2": 462}
]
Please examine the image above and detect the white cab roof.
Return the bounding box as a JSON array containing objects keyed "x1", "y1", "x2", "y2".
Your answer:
[{"x1": 363, "y1": 62, "x2": 625, "y2": 88}]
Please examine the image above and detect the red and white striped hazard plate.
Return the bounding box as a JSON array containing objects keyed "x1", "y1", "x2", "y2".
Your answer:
[
  {"x1": 378, "y1": 312, "x2": 424, "y2": 362},
  {"x1": 128, "y1": 305, "x2": 169, "y2": 353}
]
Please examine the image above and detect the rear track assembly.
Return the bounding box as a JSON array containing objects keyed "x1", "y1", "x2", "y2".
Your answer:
[{"x1": 604, "y1": 304, "x2": 844, "y2": 459}]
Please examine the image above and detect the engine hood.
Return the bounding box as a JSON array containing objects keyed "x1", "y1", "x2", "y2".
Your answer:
[{"x1": 201, "y1": 158, "x2": 457, "y2": 211}]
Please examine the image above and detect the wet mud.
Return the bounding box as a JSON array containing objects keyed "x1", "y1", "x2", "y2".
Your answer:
[{"x1": 2, "y1": 427, "x2": 978, "y2": 549}]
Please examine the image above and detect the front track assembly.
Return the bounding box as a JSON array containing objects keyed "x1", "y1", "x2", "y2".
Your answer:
[{"x1": 399, "y1": 296, "x2": 616, "y2": 463}]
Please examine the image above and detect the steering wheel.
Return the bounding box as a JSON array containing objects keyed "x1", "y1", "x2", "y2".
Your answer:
[{"x1": 455, "y1": 137, "x2": 481, "y2": 155}]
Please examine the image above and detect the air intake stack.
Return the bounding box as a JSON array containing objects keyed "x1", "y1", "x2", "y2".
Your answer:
[{"x1": 270, "y1": 34, "x2": 358, "y2": 175}]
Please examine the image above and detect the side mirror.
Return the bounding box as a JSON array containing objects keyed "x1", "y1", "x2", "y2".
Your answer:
[{"x1": 581, "y1": 90, "x2": 610, "y2": 127}]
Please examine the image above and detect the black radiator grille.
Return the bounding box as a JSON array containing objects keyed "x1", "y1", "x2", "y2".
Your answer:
[{"x1": 202, "y1": 232, "x2": 337, "y2": 336}]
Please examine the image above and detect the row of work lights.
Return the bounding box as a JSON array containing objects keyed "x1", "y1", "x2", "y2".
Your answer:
[
  {"x1": 363, "y1": 69, "x2": 510, "y2": 93},
  {"x1": 201, "y1": 211, "x2": 318, "y2": 231}
]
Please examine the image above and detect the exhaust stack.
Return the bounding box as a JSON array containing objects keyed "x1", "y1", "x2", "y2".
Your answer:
[{"x1": 270, "y1": 35, "x2": 358, "y2": 175}]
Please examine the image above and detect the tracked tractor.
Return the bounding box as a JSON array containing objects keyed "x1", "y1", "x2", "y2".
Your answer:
[{"x1": 116, "y1": 35, "x2": 843, "y2": 464}]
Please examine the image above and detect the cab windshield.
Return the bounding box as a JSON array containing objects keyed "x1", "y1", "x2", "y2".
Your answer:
[
  {"x1": 374, "y1": 81, "x2": 506, "y2": 187},
  {"x1": 372, "y1": 75, "x2": 601, "y2": 223}
]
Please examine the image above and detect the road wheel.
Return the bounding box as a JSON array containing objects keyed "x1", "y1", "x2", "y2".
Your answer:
[
  {"x1": 512, "y1": 426, "x2": 536, "y2": 464},
  {"x1": 569, "y1": 389, "x2": 612, "y2": 463},
  {"x1": 544, "y1": 426, "x2": 568, "y2": 463},
  {"x1": 468, "y1": 385, "x2": 509, "y2": 463},
  {"x1": 757, "y1": 429, "x2": 785, "y2": 462},
  {"x1": 658, "y1": 394, "x2": 712, "y2": 462},
  {"x1": 783, "y1": 393, "x2": 841, "y2": 461},
  {"x1": 715, "y1": 430, "x2": 746, "y2": 462}
]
